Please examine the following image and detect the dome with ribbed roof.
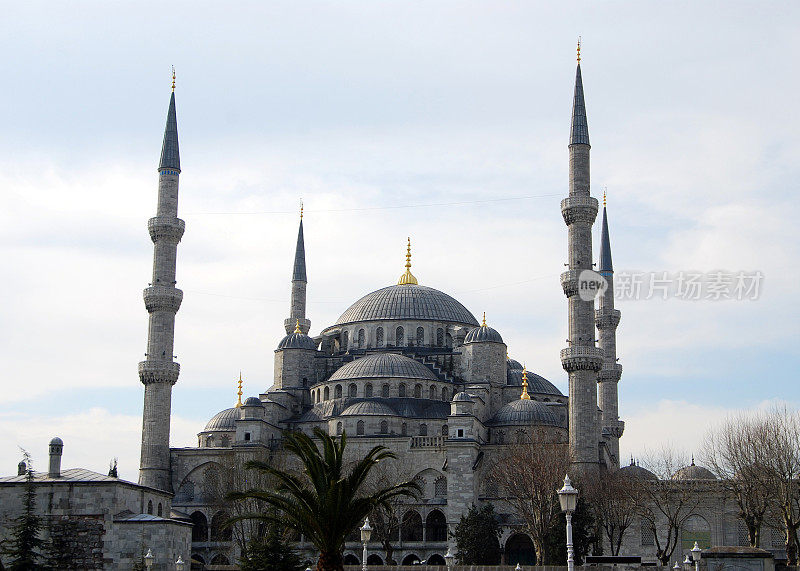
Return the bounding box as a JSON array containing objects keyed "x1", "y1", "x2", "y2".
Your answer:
[
  {"x1": 619, "y1": 462, "x2": 658, "y2": 480},
  {"x1": 489, "y1": 399, "x2": 564, "y2": 427},
  {"x1": 277, "y1": 332, "x2": 317, "y2": 350},
  {"x1": 341, "y1": 401, "x2": 397, "y2": 416},
  {"x1": 464, "y1": 325, "x2": 503, "y2": 344},
  {"x1": 507, "y1": 370, "x2": 563, "y2": 396},
  {"x1": 452, "y1": 392, "x2": 474, "y2": 402},
  {"x1": 329, "y1": 353, "x2": 437, "y2": 382},
  {"x1": 672, "y1": 462, "x2": 716, "y2": 481},
  {"x1": 332, "y1": 285, "x2": 478, "y2": 327},
  {"x1": 507, "y1": 358, "x2": 523, "y2": 370},
  {"x1": 243, "y1": 397, "x2": 262, "y2": 406},
  {"x1": 204, "y1": 407, "x2": 239, "y2": 431}
]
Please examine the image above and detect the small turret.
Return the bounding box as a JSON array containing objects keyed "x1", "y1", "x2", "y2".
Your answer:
[
  {"x1": 17, "y1": 460, "x2": 26, "y2": 476},
  {"x1": 49, "y1": 436, "x2": 63, "y2": 478}
]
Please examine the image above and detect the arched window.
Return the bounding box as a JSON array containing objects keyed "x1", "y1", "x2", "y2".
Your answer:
[
  {"x1": 382, "y1": 384, "x2": 390, "y2": 398},
  {"x1": 343, "y1": 554, "x2": 360, "y2": 565},
  {"x1": 396, "y1": 326, "x2": 404, "y2": 346},
  {"x1": 429, "y1": 385, "x2": 436, "y2": 399},
  {"x1": 681, "y1": 515, "x2": 711, "y2": 550},
  {"x1": 324, "y1": 386, "x2": 330, "y2": 400},
  {"x1": 211, "y1": 511, "x2": 232, "y2": 541},
  {"x1": 441, "y1": 425, "x2": 448, "y2": 436},
  {"x1": 342, "y1": 331, "x2": 348, "y2": 351},
  {"x1": 358, "y1": 328, "x2": 365, "y2": 348},
  {"x1": 402, "y1": 423, "x2": 407, "y2": 436},
  {"x1": 190, "y1": 511, "x2": 208, "y2": 543},
  {"x1": 349, "y1": 383, "x2": 357, "y2": 398},
  {"x1": 399, "y1": 383, "x2": 406, "y2": 397},
  {"x1": 436, "y1": 328, "x2": 444, "y2": 347},
  {"x1": 641, "y1": 519, "x2": 655, "y2": 546},
  {"x1": 357, "y1": 420, "x2": 365, "y2": 435},
  {"x1": 380, "y1": 420, "x2": 388, "y2": 434},
  {"x1": 312, "y1": 391, "x2": 316, "y2": 403},
  {"x1": 506, "y1": 534, "x2": 536, "y2": 566},
  {"x1": 401, "y1": 510, "x2": 423, "y2": 542},
  {"x1": 497, "y1": 430, "x2": 505, "y2": 444},
  {"x1": 336, "y1": 422, "x2": 343, "y2": 435},
  {"x1": 414, "y1": 384, "x2": 422, "y2": 398},
  {"x1": 434, "y1": 476, "x2": 447, "y2": 498},
  {"x1": 157, "y1": 503, "x2": 162, "y2": 517},
  {"x1": 211, "y1": 554, "x2": 230, "y2": 565},
  {"x1": 441, "y1": 387, "x2": 448, "y2": 401},
  {"x1": 220, "y1": 435, "x2": 230, "y2": 447},
  {"x1": 416, "y1": 327, "x2": 425, "y2": 346},
  {"x1": 420, "y1": 423, "x2": 428, "y2": 436},
  {"x1": 446, "y1": 333, "x2": 453, "y2": 348},
  {"x1": 335, "y1": 385, "x2": 342, "y2": 399},
  {"x1": 147, "y1": 500, "x2": 153, "y2": 515},
  {"x1": 428, "y1": 554, "x2": 446, "y2": 566},
  {"x1": 367, "y1": 554, "x2": 385, "y2": 565},
  {"x1": 426, "y1": 510, "x2": 447, "y2": 541},
  {"x1": 376, "y1": 327, "x2": 384, "y2": 347},
  {"x1": 365, "y1": 383, "x2": 373, "y2": 398}
]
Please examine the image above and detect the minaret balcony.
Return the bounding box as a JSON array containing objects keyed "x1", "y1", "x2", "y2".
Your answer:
[
  {"x1": 143, "y1": 286, "x2": 183, "y2": 313},
  {"x1": 598, "y1": 362, "x2": 623, "y2": 382},
  {"x1": 560, "y1": 346, "x2": 604, "y2": 372},
  {"x1": 560, "y1": 270, "x2": 581, "y2": 297},
  {"x1": 148, "y1": 216, "x2": 185, "y2": 243},
  {"x1": 595, "y1": 308, "x2": 621, "y2": 328},
  {"x1": 561, "y1": 196, "x2": 598, "y2": 225},
  {"x1": 601, "y1": 420, "x2": 625, "y2": 439},
  {"x1": 138, "y1": 360, "x2": 180, "y2": 385}
]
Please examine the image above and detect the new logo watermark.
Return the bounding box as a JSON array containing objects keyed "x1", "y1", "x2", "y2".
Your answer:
[{"x1": 578, "y1": 269, "x2": 609, "y2": 301}]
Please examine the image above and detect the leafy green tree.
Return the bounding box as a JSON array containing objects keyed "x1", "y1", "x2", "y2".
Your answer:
[
  {"x1": 543, "y1": 497, "x2": 595, "y2": 565},
  {"x1": 452, "y1": 504, "x2": 502, "y2": 565},
  {"x1": 228, "y1": 428, "x2": 419, "y2": 571},
  {"x1": 0, "y1": 451, "x2": 45, "y2": 570},
  {"x1": 239, "y1": 528, "x2": 305, "y2": 571}
]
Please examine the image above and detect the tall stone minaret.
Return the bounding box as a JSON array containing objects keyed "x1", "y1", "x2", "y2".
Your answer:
[
  {"x1": 138, "y1": 75, "x2": 184, "y2": 491},
  {"x1": 596, "y1": 194, "x2": 624, "y2": 467},
  {"x1": 560, "y1": 43, "x2": 604, "y2": 469},
  {"x1": 284, "y1": 207, "x2": 310, "y2": 335}
]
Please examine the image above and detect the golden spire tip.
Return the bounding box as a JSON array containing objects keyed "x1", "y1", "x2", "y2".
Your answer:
[
  {"x1": 482, "y1": 312, "x2": 487, "y2": 327},
  {"x1": 521, "y1": 366, "x2": 530, "y2": 400},
  {"x1": 235, "y1": 371, "x2": 243, "y2": 407},
  {"x1": 294, "y1": 319, "x2": 302, "y2": 334},
  {"x1": 300, "y1": 200, "x2": 303, "y2": 220},
  {"x1": 397, "y1": 237, "x2": 418, "y2": 285},
  {"x1": 171, "y1": 66, "x2": 176, "y2": 92},
  {"x1": 577, "y1": 37, "x2": 581, "y2": 64},
  {"x1": 603, "y1": 187, "x2": 607, "y2": 208}
]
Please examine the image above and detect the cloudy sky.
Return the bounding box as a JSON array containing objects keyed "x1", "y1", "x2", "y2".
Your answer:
[{"x1": 1, "y1": 1, "x2": 798, "y2": 481}]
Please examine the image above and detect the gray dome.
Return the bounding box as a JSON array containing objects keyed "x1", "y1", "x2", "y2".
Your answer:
[
  {"x1": 341, "y1": 401, "x2": 397, "y2": 416},
  {"x1": 619, "y1": 462, "x2": 658, "y2": 481},
  {"x1": 464, "y1": 325, "x2": 503, "y2": 344},
  {"x1": 506, "y1": 370, "x2": 563, "y2": 396},
  {"x1": 507, "y1": 358, "x2": 523, "y2": 370},
  {"x1": 277, "y1": 332, "x2": 317, "y2": 350},
  {"x1": 672, "y1": 462, "x2": 716, "y2": 481},
  {"x1": 204, "y1": 407, "x2": 239, "y2": 431},
  {"x1": 489, "y1": 399, "x2": 563, "y2": 427},
  {"x1": 452, "y1": 392, "x2": 474, "y2": 402},
  {"x1": 243, "y1": 397, "x2": 262, "y2": 406},
  {"x1": 329, "y1": 353, "x2": 437, "y2": 382},
  {"x1": 334, "y1": 284, "x2": 478, "y2": 326},
  {"x1": 50, "y1": 437, "x2": 63, "y2": 446}
]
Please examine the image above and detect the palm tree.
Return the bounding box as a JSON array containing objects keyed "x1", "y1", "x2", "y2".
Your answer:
[{"x1": 228, "y1": 427, "x2": 420, "y2": 571}]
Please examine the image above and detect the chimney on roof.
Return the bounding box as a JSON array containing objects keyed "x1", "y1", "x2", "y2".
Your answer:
[
  {"x1": 17, "y1": 460, "x2": 26, "y2": 476},
  {"x1": 48, "y1": 437, "x2": 63, "y2": 478}
]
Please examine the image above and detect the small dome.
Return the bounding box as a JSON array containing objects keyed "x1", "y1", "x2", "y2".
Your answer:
[
  {"x1": 464, "y1": 325, "x2": 503, "y2": 344},
  {"x1": 277, "y1": 332, "x2": 317, "y2": 350},
  {"x1": 619, "y1": 462, "x2": 659, "y2": 481},
  {"x1": 506, "y1": 370, "x2": 563, "y2": 396},
  {"x1": 329, "y1": 353, "x2": 437, "y2": 382},
  {"x1": 452, "y1": 392, "x2": 474, "y2": 403},
  {"x1": 341, "y1": 401, "x2": 397, "y2": 416},
  {"x1": 489, "y1": 399, "x2": 563, "y2": 427},
  {"x1": 507, "y1": 358, "x2": 523, "y2": 370},
  {"x1": 243, "y1": 397, "x2": 262, "y2": 406},
  {"x1": 204, "y1": 407, "x2": 239, "y2": 431},
  {"x1": 50, "y1": 437, "x2": 63, "y2": 446},
  {"x1": 672, "y1": 462, "x2": 717, "y2": 481}
]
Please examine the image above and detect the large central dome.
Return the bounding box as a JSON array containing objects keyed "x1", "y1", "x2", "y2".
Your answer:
[{"x1": 335, "y1": 284, "x2": 479, "y2": 327}]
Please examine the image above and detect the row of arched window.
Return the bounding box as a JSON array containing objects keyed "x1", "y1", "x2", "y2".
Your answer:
[
  {"x1": 337, "y1": 421, "x2": 448, "y2": 437},
  {"x1": 146, "y1": 500, "x2": 163, "y2": 517},
  {"x1": 340, "y1": 326, "x2": 447, "y2": 351},
  {"x1": 397, "y1": 509, "x2": 448, "y2": 542},
  {"x1": 312, "y1": 382, "x2": 455, "y2": 403},
  {"x1": 190, "y1": 510, "x2": 232, "y2": 543}
]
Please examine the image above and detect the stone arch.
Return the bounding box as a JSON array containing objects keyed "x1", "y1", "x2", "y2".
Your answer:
[
  {"x1": 402, "y1": 554, "x2": 421, "y2": 565},
  {"x1": 367, "y1": 554, "x2": 384, "y2": 565},
  {"x1": 506, "y1": 533, "x2": 536, "y2": 565},
  {"x1": 428, "y1": 554, "x2": 446, "y2": 565},
  {"x1": 344, "y1": 553, "x2": 360, "y2": 565},
  {"x1": 401, "y1": 510, "x2": 423, "y2": 542},
  {"x1": 376, "y1": 327, "x2": 384, "y2": 347},
  {"x1": 365, "y1": 383, "x2": 373, "y2": 398},
  {"x1": 414, "y1": 384, "x2": 422, "y2": 398},
  {"x1": 434, "y1": 476, "x2": 447, "y2": 498},
  {"x1": 190, "y1": 511, "x2": 208, "y2": 542},
  {"x1": 324, "y1": 386, "x2": 330, "y2": 400},
  {"x1": 191, "y1": 554, "x2": 205, "y2": 570},
  {"x1": 681, "y1": 514, "x2": 711, "y2": 550},
  {"x1": 210, "y1": 554, "x2": 230, "y2": 565},
  {"x1": 211, "y1": 510, "x2": 232, "y2": 541},
  {"x1": 335, "y1": 384, "x2": 343, "y2": 399},
  {"x1": 357, "y1": 420, "x2": 365, "y2": 435},
  {"x1": 349, "y1": 383, "x2": 357, "y2": 398},
  {"x1": 426, "y1": 509, "x2": 447, "y2": 542}
]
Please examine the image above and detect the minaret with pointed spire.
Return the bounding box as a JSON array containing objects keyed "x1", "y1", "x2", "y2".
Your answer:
[
  {"x1": 560, "y1": 41, "x2": 604, "y2": 469},
  {"x1": 596, "y1": 191, "x2": 624, "y2": 466},
  {"x1": 138, "y1": 70, "x2": 185, "y2": 491},
  {"x1": 285, "y1": 204, "x2": 310, "y2": 335}
]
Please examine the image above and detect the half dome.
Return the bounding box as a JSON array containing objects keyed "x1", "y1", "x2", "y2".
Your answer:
[
  {"x1": 204, "y1": 407, "x2": 239, "y2": 431},
  {"x1": 334, "y1": 284, "x2": 478, "y2": 327},
  {"x1": 341, "y1": 401, "x2": 397, "y2": 416},
  {"x1": 329, "y1": 353, "x2": 437, "y2": 382}
]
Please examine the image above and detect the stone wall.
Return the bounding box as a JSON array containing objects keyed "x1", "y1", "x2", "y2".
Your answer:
[{"x1": 46, "y1": 515, "x2": 105, "y2": 569}]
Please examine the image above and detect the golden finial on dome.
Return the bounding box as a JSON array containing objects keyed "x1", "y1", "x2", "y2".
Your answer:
[
  {"x1": 577, "y1": 38, "x2": 581, "y2": 64},
  {"x1": 300, "y1": 200, "x2": 303, "y2": 220},
  {"x1": 235, "y1": 371, "x2": 243, "y2": 408},
  {"x1": 482, "y1": 312, "x2": 487, "y2": 327},
  {"x1": 521, "y1": 367, "x2": 531, "y2": 400},
  {"x1": 294, "y1": 319, "x2": 302, "y2": 334},
  {"x1": 171, "y1": 66, "x2": 176, "y2": 92},
  {"x1": 603, "y1": 187, "x2": 607, "y2": 208},
  {"x1": 397, "y1": 237, "x2": 418, "y2": 285}
]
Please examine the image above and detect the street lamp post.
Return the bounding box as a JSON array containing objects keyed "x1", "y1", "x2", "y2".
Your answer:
[
  {"x1": 444, "y1": 547, "x2": 454, "y2": 570},
  {"x1": 360, "y1": 518, "x2": 373, "y2": 571},
  {"x1": 557, "y1": 475, "x2": 578, "y2": 571},
  {"x1": 175, "y1": 555, "x2": 185, "y2": 571},
  {"x1": 691, "y1": 541, "x2": 702, "y2": 571},
  {"x1": 673, "y1": 561, "x2": 681, "y2": 571},
  {"x1": 144, "y1": 549, "x2": 154, "y2": 570}
]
